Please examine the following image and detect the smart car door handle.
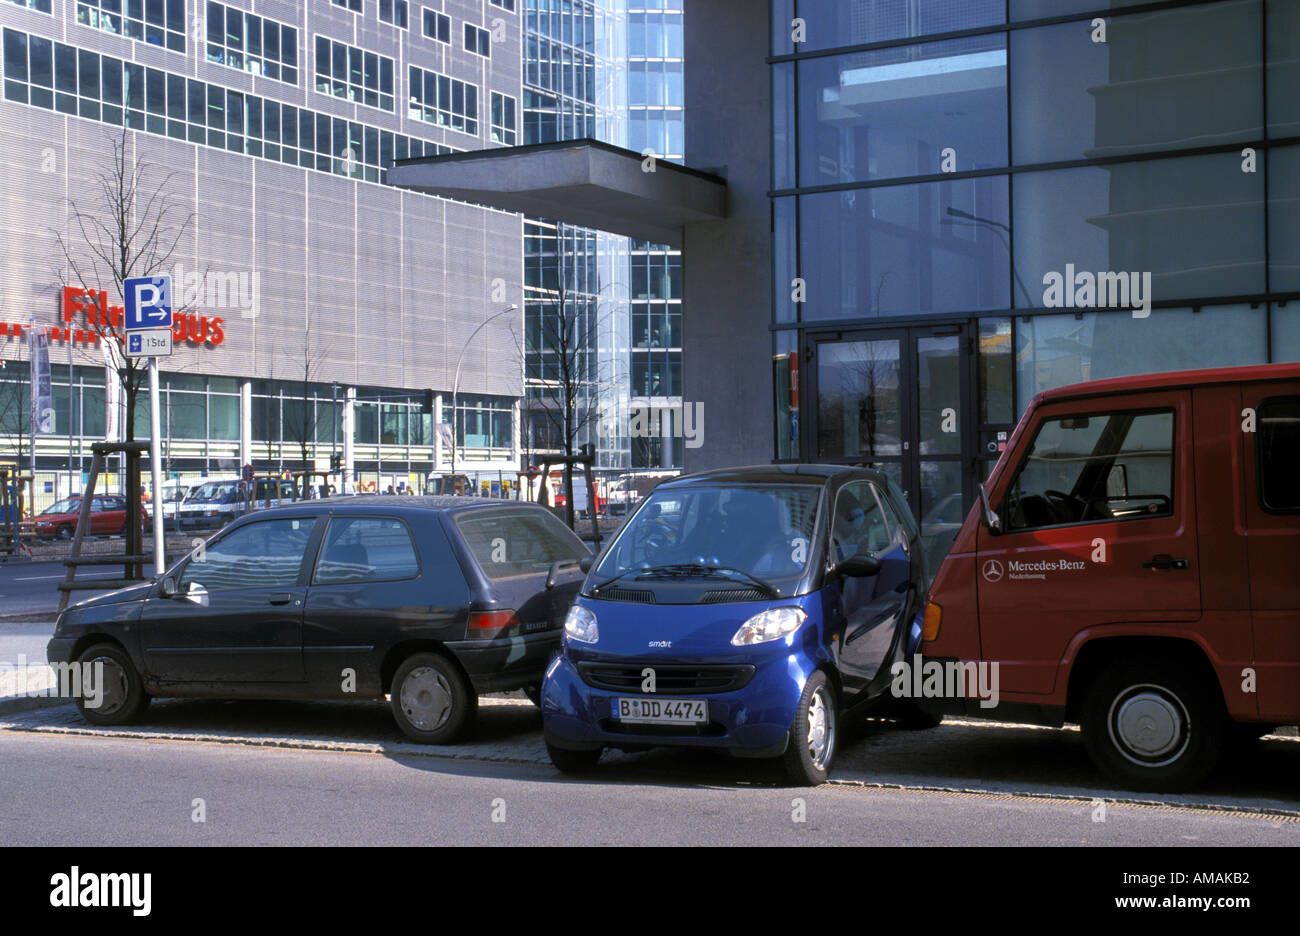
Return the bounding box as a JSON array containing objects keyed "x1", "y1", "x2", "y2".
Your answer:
[
  {"x1": 1142, "y1": 555, "x2": 1189, "y2": 571},
  {"x1": 268, "y1": 592, "x2": 294, "y2": 605}
]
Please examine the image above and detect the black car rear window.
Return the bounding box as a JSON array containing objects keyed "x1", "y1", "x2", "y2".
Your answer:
[{"x1": 454, "y1": 509, "x2": 588, "y2": 580}]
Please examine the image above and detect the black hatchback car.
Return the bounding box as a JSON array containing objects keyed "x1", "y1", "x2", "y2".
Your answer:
[{"x1": 47, "y1": 496, "x2": 591, "y2": 743}]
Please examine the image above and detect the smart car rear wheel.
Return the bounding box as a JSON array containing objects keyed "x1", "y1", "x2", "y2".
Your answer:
[
  {"x1": 782, "y1": 670, "x2": 837, "y2": 786},
  {"x1": 1081, "y1": 658, "x2": 1223, "y2": 792},
  {"x1": 390, "y1": 653, "x2": 476, "y2": 744},
  {"x1": 75, "y1": 643, "x2": 150, "y2": 726}
]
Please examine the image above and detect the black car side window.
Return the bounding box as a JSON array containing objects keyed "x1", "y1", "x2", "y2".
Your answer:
[
  {"x1": 181, "y1": 517, "x2": 316, "y2": 592},
  {"x1": 313, "y1": 517, "x2": 420, "y2": 585}
]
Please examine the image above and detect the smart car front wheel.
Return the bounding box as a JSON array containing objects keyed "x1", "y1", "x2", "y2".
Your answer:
[{"x1": 782, "y1": 670, "x2": 838, "y2": 786}]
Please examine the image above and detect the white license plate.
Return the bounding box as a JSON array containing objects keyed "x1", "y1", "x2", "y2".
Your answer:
[{"x1": 615, "y1": 698, "x2": 708, "y2": 725}]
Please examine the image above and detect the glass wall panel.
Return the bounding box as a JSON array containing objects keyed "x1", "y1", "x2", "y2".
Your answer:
[
  {"x1": 979, "y1": 317, "x2": 1014, "y2": 425},
  {"x1": 1010, "y1": 0, "x2": 1153, "y2": 20},
  {"x1": 1015, "y1": 304, "x2": 1267, "y2": 409},
  {"x1": 800, "y1": 175, "x2": 1010, "y2": 319},
  {"x1": 1013, "y1": 154, "x2": 1265, "y2": 307},
  {"x1": 788, "y1": 0, "x2": 1003, "y2": 52},
  {"x1": 1273, "y1": 303, "x2": 1300, "y2": 362},
  {"x1": 799, "y1": 36, "x2": 1007, "y2": 185},
  {"x1": 1011, "y1": 3, "x2": 1262, "y2": 165},
  {"x1": 1268, "y1": 0, "x2": 1300, "y2": 137},
  {"x1": 1269, "y1": 146, "x2": 1299, "y2": 293}
]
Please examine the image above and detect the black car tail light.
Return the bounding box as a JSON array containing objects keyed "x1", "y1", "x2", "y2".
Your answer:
[{"x1": 467, "y1": 610, "x2": 520, "y2": 639}]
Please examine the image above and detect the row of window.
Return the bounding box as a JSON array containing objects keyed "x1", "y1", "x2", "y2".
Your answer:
[
  {"x1": 774, "y1": 0, "x2": 1297, "y2": 189},
  {"x1": 2, "y1": 28, "x2": 460, "y2": 184},
  {"x1": 408, "y1": 62, "x2": 479, "y2": 135},
  {"x1": 77, "y1": 0, "x2": 186, "y2": 53},
  {"x1": 772, "y1": 146, "x2": 1299, "y2": 323},
  {"x1": 315, "y1": 35, "x2": 396, "y2": 112},
  {"x1": 205, "y1": 1, "x2": 298, "y2": 86}
]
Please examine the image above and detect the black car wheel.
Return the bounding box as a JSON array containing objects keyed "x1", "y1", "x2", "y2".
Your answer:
[
  {"x1": 1081, "y1": 657, "x2": 1223, "y2": 792},
  {"x1": 546, "y1": 742, "x2": 601, "y2": 774},
  {"x1": 782, "y1": 670, "x2": 838, "y2": 786},
  {"x1": 56, "y1": 525, "x2": 73, "y2": 542},
  {"x1": 389, "y1": 652, "x2": 476, "y2": 744},
  {"x1": 75, "y1": 643, "x2": 151, "y2": 726}
]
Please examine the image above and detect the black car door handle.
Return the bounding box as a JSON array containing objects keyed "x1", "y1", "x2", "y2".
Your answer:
[
  {"x1": 268, "y1": 592, "x2": 294, "y2": 605},
  {"x1": 1142, "y1": 555, "x2": 1189, "y2": 571}
]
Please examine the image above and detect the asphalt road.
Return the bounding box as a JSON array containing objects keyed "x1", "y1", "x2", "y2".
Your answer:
[
  {"x1": 0, "y1": 560, "x2": 121, "y2": 618},
  {"x1": 1, "y1": 731, "x2": 1294, "y2": 847}
]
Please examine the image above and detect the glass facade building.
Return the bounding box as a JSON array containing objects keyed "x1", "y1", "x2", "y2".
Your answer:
[{"x1": 769, "y1": 0, "x2": 1299, "y2": 567}]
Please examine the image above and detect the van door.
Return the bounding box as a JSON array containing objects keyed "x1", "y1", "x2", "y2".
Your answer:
[
  {"x1": 977, "y1": 390, "x2": 1200, "y2": 695},
  {"x1": 1241, "y1": 389, "x2": 1300, "y2": 722}
]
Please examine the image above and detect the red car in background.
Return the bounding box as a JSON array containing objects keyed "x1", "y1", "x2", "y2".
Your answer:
[{"x1": 32, "y1": 495, "x2": 138, "y2": 541}]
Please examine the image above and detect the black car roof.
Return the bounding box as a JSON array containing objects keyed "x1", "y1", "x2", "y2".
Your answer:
[{"x1": 658, "y1": 463, "x2": 888, "y2": 488}]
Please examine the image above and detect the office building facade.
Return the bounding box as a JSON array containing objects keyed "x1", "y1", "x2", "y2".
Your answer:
[{"x1": 0, "y1": 0, "x2": 525, "y2": 503}]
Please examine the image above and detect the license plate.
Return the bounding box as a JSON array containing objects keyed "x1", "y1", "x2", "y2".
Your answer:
[{"x1": 615, "y1": 698, "x2": 708, "y2": 725}]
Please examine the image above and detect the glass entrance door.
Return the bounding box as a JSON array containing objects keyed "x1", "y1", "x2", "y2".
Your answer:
[{"x1": 808, "y1": 324, "x2": 974, "y2": 576}]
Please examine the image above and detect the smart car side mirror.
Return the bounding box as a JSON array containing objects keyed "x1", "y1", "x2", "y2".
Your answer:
[
  {"x1": 579, "y1": 555, "x2": 595, "y2": 573},
  {"x1": 834, "y1": 555, "x2": 881, "y2": 578}
]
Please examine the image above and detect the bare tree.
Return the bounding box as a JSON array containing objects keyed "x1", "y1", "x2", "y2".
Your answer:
[
  {"x1": 0, "y1": 362, "x2": 29, "y2": 466},
  {"x1": 278, "y1": 309, "x2": 329, "y2": 477},
  {"x1": 51, "y1": 127, "x2": 198, "y2": 554},
  {"x1": 525, "y1": 233, "x2": 623, "y2": 528}
]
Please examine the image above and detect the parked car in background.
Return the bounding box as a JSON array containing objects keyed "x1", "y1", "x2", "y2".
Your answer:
[
  {"x1": 47, "y1": 496, "x2": 591, "y2": 743},
  {"x1": 32, "y1": 495, "x2": 137, "y2": 540},
  {"x1": 920, "y1": 362, "x2": 1300, "y2": 791},
  {"x1": 542, "y1": 464, "x2": 927, "y2": 785}
]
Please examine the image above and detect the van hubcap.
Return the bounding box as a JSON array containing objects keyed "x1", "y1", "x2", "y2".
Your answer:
[
  {"x1": 1109, "y1": 684, "x2": 1188, "y2": 766},
  {"x1": 806, "y1": 687, "x2": 835, "y2": 769},
  {"x1": 400, "y1": 667, "x2": 453, "y2": 731}
]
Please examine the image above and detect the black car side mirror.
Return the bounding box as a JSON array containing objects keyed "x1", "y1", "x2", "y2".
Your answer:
[
  {"x1": 834, "y1": 555, "x2": 881, "y2": 578},
  {"x1": 158, "y1": 576, "x2": 177, "y2": 598}
]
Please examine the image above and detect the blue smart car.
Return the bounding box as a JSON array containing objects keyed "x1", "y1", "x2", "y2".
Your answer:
[{"x1": 541, "y1": 464, "x2": 928, "y2": 785}]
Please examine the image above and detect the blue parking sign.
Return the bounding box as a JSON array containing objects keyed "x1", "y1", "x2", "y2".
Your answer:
[
  {"x1": 128, "y1": 333, "x2": 143, "y2": 354},
  {"x1": 124, "y1": 275, "x2": 172, "y2": 331}
]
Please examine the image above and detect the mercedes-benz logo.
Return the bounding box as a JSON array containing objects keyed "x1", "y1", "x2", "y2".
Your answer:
[{"x1": 982, "y1": 559, "x2": 1004, "y2": 583}]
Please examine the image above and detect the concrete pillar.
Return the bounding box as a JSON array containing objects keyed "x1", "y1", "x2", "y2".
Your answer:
[
  {"x1": 342, "y1": 387, "x2": 356, "y2": 493},
  {"x1": 239, "y1": 380, "x2": 252, "y2": 468}
]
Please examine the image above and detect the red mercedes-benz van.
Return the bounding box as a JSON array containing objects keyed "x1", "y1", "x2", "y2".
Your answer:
[{"x1": 918, "y1": 363, "x2": 1299, "y2": 791}]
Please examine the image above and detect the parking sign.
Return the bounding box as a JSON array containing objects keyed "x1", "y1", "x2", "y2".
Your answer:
[{"x1": 124, "y1": 275, "x2": 172, "y2": 331}]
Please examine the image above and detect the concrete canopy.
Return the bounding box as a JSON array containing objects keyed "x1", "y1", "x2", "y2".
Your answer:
[{"x1": 386, "y1": 139, "x2": 727, "y2": 247}]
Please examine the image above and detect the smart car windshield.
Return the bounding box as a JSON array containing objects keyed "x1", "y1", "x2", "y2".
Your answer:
[{"x1": 591, "y1": 484, "x2": 821, "y2": 591}]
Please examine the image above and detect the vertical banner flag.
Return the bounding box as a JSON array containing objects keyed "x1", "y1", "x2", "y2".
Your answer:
[{"x1": 28, "y1": 328, "x2": 52, "y2": 436}]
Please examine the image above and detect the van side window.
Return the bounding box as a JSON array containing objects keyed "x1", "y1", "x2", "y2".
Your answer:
[
  {"x1": 314, "y1": 517, "x2": 420, "y2": 584},
  {"x1": 1004, "y1": 409, "x2": 1174, "y2": 531},
  {"x1": 1258, "y1": 397, "x2": 1300, "y2": 513}
]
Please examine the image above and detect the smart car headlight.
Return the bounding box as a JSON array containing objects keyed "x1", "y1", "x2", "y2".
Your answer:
[
  {"x1": 564, "y1": 604, "x2": 599, "y2": 644},
  {"x1": 731, "y1": 606, "x2": 806, "y2": 646}
]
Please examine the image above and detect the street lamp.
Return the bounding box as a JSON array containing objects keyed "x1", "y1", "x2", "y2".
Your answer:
[{"x1": 450, "y1": 304, "x2": 518, "y2": 478}]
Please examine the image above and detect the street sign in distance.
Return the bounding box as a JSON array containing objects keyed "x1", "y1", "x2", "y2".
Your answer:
[
  {"x1": 125, "y1": 328, "x2": 173, "y2": 358},
  {"x1": 123, "y1": 275, "x2": 173, "y2": 331}
]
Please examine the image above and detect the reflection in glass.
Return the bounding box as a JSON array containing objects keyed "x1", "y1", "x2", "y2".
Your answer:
[
  {"x1": 916, "y1": 336, "x2": 960, "y2": 455},
  {"x1": 817, "y1": 339, "x2": 902, "y2": 459},
  {"x1": 919, "y1": 460, "x2": 963, "y2": 578},
  {"x1": 979, "y1": 318, "x2": 1013, "y2": 425}
]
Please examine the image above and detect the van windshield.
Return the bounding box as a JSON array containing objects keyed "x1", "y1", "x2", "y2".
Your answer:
[
  {"x1": 591, "y1": 484, "x2": 821, "y2": 592},
  {"x1": 185, "y1": 481, "x2": 240, "y2": 503}
]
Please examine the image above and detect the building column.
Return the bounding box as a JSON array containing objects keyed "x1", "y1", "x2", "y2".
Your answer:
[
  {"x1": 239, "y1": 380, "x2": 252, "y2": 468},
  {"x1": 342, "y1": 386, "x2": 356, "y2": 493}
]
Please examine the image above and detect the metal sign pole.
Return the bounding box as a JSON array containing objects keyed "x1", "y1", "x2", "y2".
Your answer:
[{"x1": 147, "y1": 357, "x2": 165, "y2": 577}]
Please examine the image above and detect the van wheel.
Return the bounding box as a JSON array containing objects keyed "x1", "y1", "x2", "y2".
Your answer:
[
  {"x1": 782, "y1": 670, "x2": 838, "y2": 786},
  {"x1": 1081, "y1": 658, "x2": 1223, "y2": 792},
  {"x1": 75, "y1": 643, "x2": 151, "y2": 726},
  {"x1": 390, "y1": 653, "x2": 476, "y2": 744},
  {"x1": 546, "y1": 742, "x2": 601, "y2": 774}
]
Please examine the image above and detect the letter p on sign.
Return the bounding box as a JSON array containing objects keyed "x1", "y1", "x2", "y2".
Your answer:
[{"x1": 124, "y1": 275, "x2": 173, "y2": 330}]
